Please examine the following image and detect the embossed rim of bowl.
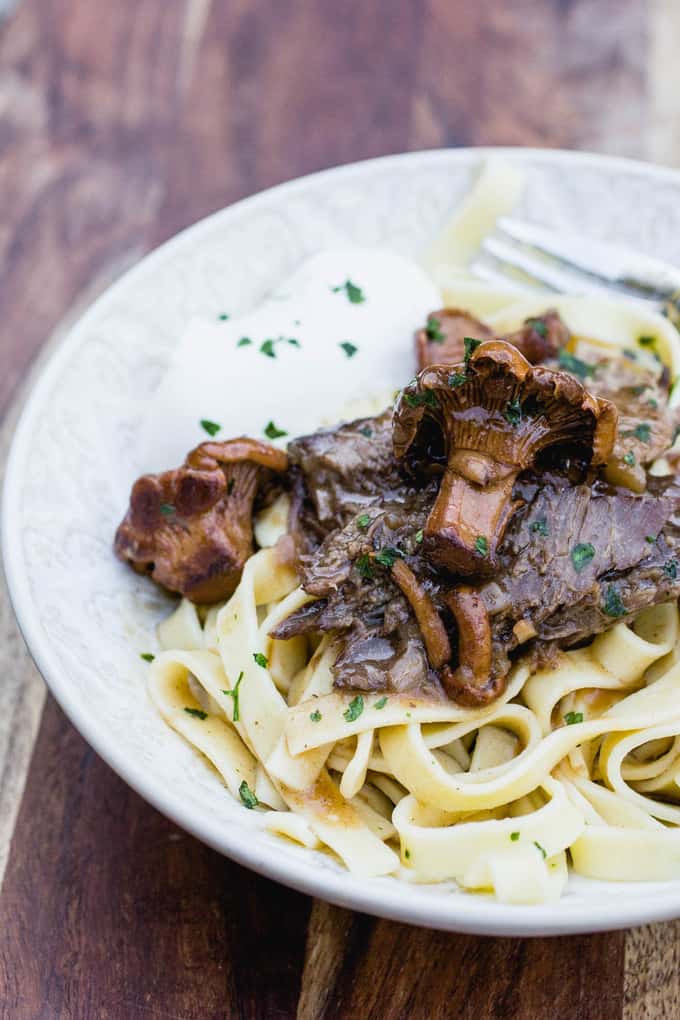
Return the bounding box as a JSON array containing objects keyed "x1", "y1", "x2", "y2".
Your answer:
[{"x1": 5, "y1": 147, "x2": 680, "y2": 937}]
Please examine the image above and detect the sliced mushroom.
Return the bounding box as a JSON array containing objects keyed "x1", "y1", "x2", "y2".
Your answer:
[
  {"x1": 388, "y1": 558, "x2": 451, "y2": 669},
  {"x1": 440, "y1": 587, "x2": 498, "y2": 705},
  {"x1": 393, "y1": 340, "x2": 618, "y2": 577},
  {"x1": 114, "y1": 438, "x2": 288, "y2": 602},
  {"x1": 415, "y1": 307, "x2": 569, "y2": 371}
]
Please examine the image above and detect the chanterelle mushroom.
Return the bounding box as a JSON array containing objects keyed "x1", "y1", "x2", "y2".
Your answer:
[
  {"x1": 393, "y1": 340, "x2": 618, "y2": 576},
  {"x1": 114, "y1": 438, "x2": 288, "y2": 602},
  {"x1": 416, "y1": 307, "x2": 569, "y2": 371}
]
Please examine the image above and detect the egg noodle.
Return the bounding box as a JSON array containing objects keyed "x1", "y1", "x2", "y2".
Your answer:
[{"x1": 147, "y1": 162, "x2": 680, "y2": 904}]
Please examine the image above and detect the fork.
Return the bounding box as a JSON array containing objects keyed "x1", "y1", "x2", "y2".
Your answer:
[{"x1": 470, "y1": 217, "x2": 680, "y2": 327}]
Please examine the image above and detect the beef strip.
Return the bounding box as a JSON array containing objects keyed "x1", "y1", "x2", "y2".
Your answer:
[
  {"x1": 478, "y1": 474, "x2": 680, "y2": 678},
  {"x1": 331, "y1": 616, "x2": 441, "y2": 696}
]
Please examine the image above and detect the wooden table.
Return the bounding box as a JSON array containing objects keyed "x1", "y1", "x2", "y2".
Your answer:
[{"x1": 2, "y1": 2, "x2": 680, "y2": 1017}]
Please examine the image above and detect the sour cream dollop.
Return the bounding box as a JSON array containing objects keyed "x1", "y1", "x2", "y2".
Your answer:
[{"x1": 138, "y1": 248, "x2": 441, "y2": 472}]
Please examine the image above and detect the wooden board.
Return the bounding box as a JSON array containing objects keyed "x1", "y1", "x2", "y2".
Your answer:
[{"x1": 1, "y1": 1, "x2": 679, "y2": 1017}]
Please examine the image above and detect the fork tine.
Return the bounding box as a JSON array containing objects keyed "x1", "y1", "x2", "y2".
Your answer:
[
  {"x1": 468, "y1": 257, "x2": 548, "y2": 296},
  {"x1": 481, "y1": 236, "x2": 618, "y2": 298},
  {"x1": 497, "y1": 217, "x2": 680, "y2": 299}
]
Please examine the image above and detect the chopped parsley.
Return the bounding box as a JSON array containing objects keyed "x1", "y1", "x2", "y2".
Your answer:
[
  {"x1": 564, "y1": 711, "x2": 584, "y2": 725},
  {"x1": 340, "y1": 341, "x2": 358, "y2": 358},
  {"x1": 425, "y1": 316, "x2": 445, "y2": 342},
  {"x1": 253, "y1": 652, "x2": 268, "y2": 668},
  {"x1": 264, "y1": 420, "x2": 287, "y2": 439},
  {"x1": 344, "y1": 695, "x2": 365, "y2": 722},
  {"x1": 664, "y1": 560, "x2": 678, "y2": 580},
  {"x1": 638, "y1": 335, "x2": 656, "y2": 347},
  {"x1": 222, "y1": 671, "x2": 243, "y2": 721},
  {"x1": 218, "y1": 313, "x2": 230, "y2": 321},
  {"x1": 510, "y1": 831, "x2": 520, "y2": 842},
  {"x1": 259, "y1": 336, "x2": 300, "y2": 358},
  {"x1": 404, "y1": 389, "x2": 438, "y2": 408},
  {"x1": 140, "y1": 653, "x2": 155, "y2": 663},
  {"x1": 374, "y1": 696, "x2": 388, "y2": 710},
  {"x1": 602, "y1": 584, "x2": 626, "y2": 618},
  {"x1": 374, "y1": 547, "x2": 403, "y2": 569},
  {"x1": 646, "y1": 534, "x2": 657, "y2": 543},
  {"x1": 534, "y1": 841, "x2": 547, "y2": 859},
  {"x1": 504, "y1": 397, "x2": 522, "y2": 426},
  {"x1": 571, "y1": 542, "x2": 595, "y2": 573},
  {"x1": 415, "y1": 529, "x2": 424, "y2": 544},
  {"x1": 526, "y1": 317, "x2": 548, "y2": 337},
  {"x1": 200, "y1": 418, "x2": 221, "y2": 437},
  {"x1": 159, "y1": 503, "x2": 175, "y2": 516},
  {"x1": 239, "y1": 781, "x2": 259, "y2": 809},
  {"x1": 237, "y1": 336, "x2": 252, "y2": 347},
  {"x1": 404, "y1": 849, "x2": 411, "y2": 859},
  {"x1": 184, "y1": 707, "x2": 207, "y2": 720},
  {"x1": 357, "y1": 513, "x2": 372, "y2": 530},
  {"x1": 623, "y1": 422, "x2": 652, "y2": 443},
  {"x1": 448, "y1": 371, "x2": 467, "y2": 388},
  {"x1": 623, "y1": 451, "x2": 636, "y2": 466},
  {"x1": 648, "y1": 398, "x2": 659, "y2": 409},
  {"x1": 355, "y1": 553, "x2": 374, "y2": 580},
  {"x1": 310, "y1": 709, "x2": 322, "y2": 722},
  {"x1": 558, "y1": 349, "x2": 595, "y2": 379},
  {"x1": 474, "y1": 535, "x2": 489, "y2": 556},
  {"x1": 464, "y1": 336, "x2": 482, "y2": 363},
  {"x1": 332, "y1": 279, "x2": 365, "y2": 304},
  {"x1": 530, "y1": 517, "x2": 549, "y2": 537},
  {"x1": 360, "y1": 425, "x2": 373, "y2": 438}
]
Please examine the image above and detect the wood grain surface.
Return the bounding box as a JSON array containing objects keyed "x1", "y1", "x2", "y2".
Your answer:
[{"x1": 1, "y1": 1, "x2": 680, "y2": 1018}]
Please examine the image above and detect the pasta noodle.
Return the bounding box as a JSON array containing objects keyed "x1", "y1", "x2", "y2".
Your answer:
[{"x1": 144, "y1": 160, "x2": 680, "y2": 904}]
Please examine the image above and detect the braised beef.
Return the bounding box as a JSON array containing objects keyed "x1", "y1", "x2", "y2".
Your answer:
[
  {"x1": 286, "y1": 409, "x2": 401, "y2": 535},
  {"x1": 479, "y1": 473, "x2": 680, "y2": 678},
  {"x1": 276, "y1": 465, "x2": 680, "y2": 695},
  {"x1": 276, "y1": 314, "x2": 680, "y2": 700}
]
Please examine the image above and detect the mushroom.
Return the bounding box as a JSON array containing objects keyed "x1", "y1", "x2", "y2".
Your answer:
[
  {"x1": 500, "y1": 309, "x2": 570, "y2": 364},
  {"x1": 388, "y1": 558, "x2": 451, "y2": 669},
  {"x1": 380, "y1": 559, "x2": 501, "y2": 705},
  {"x1": 415, "y1": 307, "x2": 569, "y2": 371},
  {"x1": 416, "y1": 308, "x2": 493, "y2": 371},
  {"x1": 393, "y1": 340, "x2": 618, "y2": 576},
  {"x1": 114, "y1": 438, "x2": 288, "y2": 602},
  {"x1": 440, "y1": 587, "x2": 496, "y2": 705}
]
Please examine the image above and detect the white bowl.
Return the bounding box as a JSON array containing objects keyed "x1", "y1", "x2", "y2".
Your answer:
[{"x1": 5, "y1": 148, "x2": 680, "y2": 937}]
